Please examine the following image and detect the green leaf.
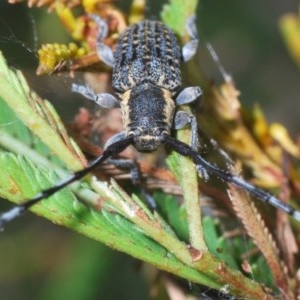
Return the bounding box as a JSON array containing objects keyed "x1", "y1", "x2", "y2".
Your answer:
[
  {"x1": 154, "y1": 191, "x2": 189, "y2": 242},
  {"x1": 0, "y1": 53, "x2": 85, "y2": 171},
  {"x1": 0, "y1": 152, "x2": 216, "y2": 288},
  {"x1": 161, "y1": 0, "x2": 198, "y2": 37}
]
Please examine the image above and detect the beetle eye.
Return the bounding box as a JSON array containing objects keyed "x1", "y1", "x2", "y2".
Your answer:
[
  {"x1": 132, "y1": 129, "x2": 141, "y2": 136},
  {"x1": 155, "y1": 128, "x2": 164, "y2": 136}
]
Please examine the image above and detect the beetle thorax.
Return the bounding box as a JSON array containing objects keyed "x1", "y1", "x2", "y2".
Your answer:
[{"x1": 120, "y1": 83, "x2": 175, "y2": 152}]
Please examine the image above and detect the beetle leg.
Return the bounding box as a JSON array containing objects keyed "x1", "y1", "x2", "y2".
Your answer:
[
  {"x1": 89, "y1": 15, "x2": 115, "y2": 67},
  {"x1": 175, "y1": 86, "x2": 202, "y2": 105},
  {"x1": 181, "y1": 15, "x2": 199, "y2": 62},
  {"x1": 103, "y1": 132, "x2": 140, "y2": 183},
  {"x1": 174, "y1": 86, "x2": 202, "y2": 150},
  {"x1": 174, "y1": 111, "x2": 198, "y2": 151},
  {"x1": 104, "y1": 133, "x2": 156, "y2": 208},
  {"x1": 72, "y1": 84, "x2": 120, "y2": 109},
  {"x1": 173, "y1": 112, "x2": 209, "y2": 179}
]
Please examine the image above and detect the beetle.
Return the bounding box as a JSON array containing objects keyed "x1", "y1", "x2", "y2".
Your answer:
[{"x1": 1, "y1": 15, "x2": 300, "y2": 226}]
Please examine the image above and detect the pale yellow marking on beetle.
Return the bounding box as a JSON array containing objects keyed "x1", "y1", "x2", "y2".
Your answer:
[
  {"x1": 161, "y1": 88, "x2": 175, "y2": 128},
  {"x1": 120, "y1": 90, "x2": 132, "y2": 129}
]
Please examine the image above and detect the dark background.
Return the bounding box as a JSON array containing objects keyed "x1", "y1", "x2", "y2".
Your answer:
[{"x1": 0, "y1": 1, "x2": 299, "y2": 299}]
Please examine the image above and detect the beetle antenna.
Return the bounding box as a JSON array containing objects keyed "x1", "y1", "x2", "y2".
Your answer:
[
  {"x1": 164, "y1": 135, "x2": 300, "y2": 222},
  {"x1": 0, "y1": 136, "x2": 134, "y2": 227}
]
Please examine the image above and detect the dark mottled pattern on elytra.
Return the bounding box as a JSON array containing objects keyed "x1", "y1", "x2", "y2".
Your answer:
[{"x1": 112, "y1": 20, "x2": 181, "y2": 93}]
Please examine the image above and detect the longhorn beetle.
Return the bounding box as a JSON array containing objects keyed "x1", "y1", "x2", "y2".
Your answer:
[{"x1": 1, "y1": 15, "x2": 300, "y2": 226}]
